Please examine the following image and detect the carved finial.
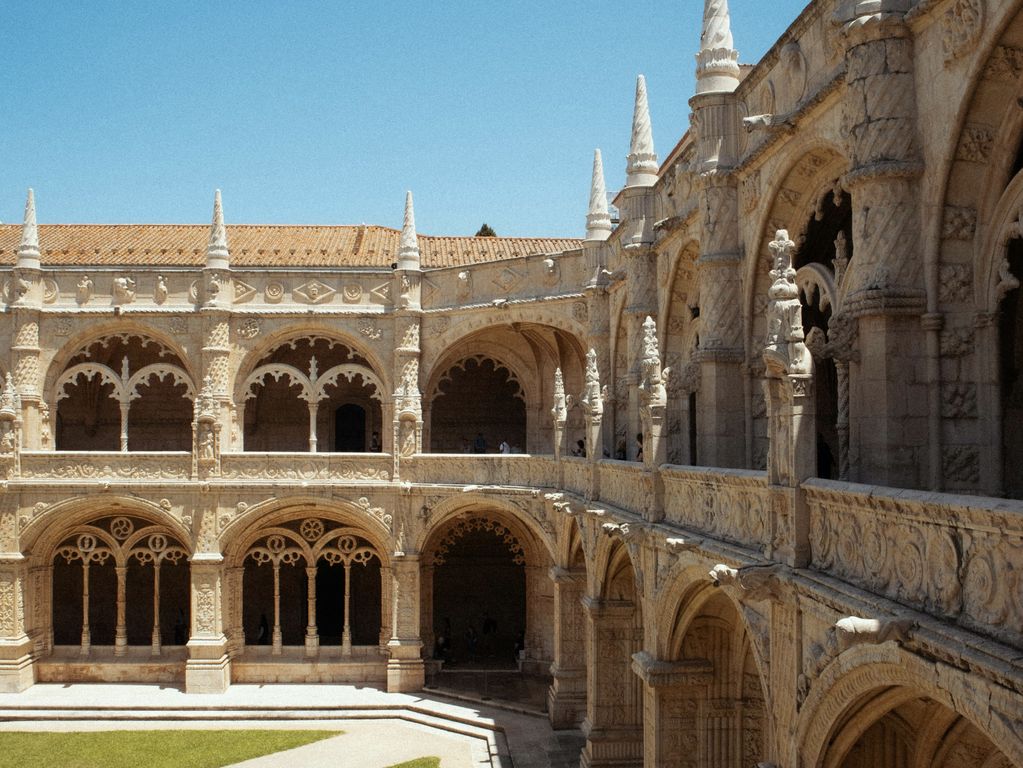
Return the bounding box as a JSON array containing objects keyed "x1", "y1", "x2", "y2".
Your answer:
[
  {"x1": 586, "y1": 149, "x2": 612, "y2": 241},
  {"x1": 696, "y1": 0, "x2": 740, "y2": 94},
  {"x1": 552, "y1": 367, "x2": 568, "y2": 423},
  {"x1": 580, "y1": 349, "x2": 604, "y2": 418},
  {"x1": 626, "y1": 76, "x2": 658, "y2": 188},
  {"x1": 398, "y1": 190, "x2": 421, "y2": 270},
  {"x1": 639, "y1": 316, "x2": 668, "y2": 408},
  {"x1": 764, "y1": 229, "x2": 811, "y2": 376},
  {"x1": 206, "y1": 189, "x2": 230, "y2": 271},
  {"x1": 0, "y1": 373, "x2": 18, "y2": 419},
  {"x1": 17, "y1": 188, "x2": 40, "y2": 270}
]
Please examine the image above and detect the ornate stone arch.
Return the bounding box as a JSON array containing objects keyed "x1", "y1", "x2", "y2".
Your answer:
[
  {"x1": 589, "y1": 528, "x2": 642, "y2": 603},
  {"x1": 21, "y1": 496, "x2": 192, "y2": 561},
  {"x1": 743, "y1": 142, "x2": 850, "y2": 362},
  {"x1": 42, "y1": 323, "x2": 197, "y2": 401},
  {"x1": 220, "y1": 496, "x2": 393, "y2": 565},
  {"x1": 421, "y1": 308, "x2": 589, "y2": 376},
  {"x1": 232, "y1": 327, "x2": 391, "y2": 406},
  {"x1": 797, "y1": 643, "x2": 1023, "y2": 768},
  {"x1": 417, "y1": 494, "x2": 554, "y2": 566}
]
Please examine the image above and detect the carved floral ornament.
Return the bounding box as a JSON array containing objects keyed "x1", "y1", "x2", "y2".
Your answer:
[
  {"x1": 54, "y1": 516, "x2": 189, "y2": 568},
  {"x1": 430, "y1": 515, "x2": 526, "y2": 566},
  {"x1": 242, "y1": 358, "x2": 384, "y2": 404},
  {"x1": 56, "y1": 357, "x2": 195, "y2": 408},
  {"x1": 244, "y1": 519, "x2": 379, "y2": 568}
]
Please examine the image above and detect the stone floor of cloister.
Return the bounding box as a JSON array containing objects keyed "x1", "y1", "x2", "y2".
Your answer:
[{"x1": 0, "y1": 678, "x2": 582, "y2": 768}]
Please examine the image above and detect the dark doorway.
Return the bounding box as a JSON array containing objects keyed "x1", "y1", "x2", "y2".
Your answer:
[{"x1": 335, "y1": 404, "x2": 366, "y2": 452}]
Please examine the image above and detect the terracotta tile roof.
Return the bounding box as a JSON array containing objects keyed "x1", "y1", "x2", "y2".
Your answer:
[{"x1": 0, "y1": 224, "x2": 581, "y2": 269}]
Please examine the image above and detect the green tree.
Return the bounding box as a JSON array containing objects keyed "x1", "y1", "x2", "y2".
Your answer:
[{"x1": 475, "y1": 223, "x2": 496, "y2": 237}]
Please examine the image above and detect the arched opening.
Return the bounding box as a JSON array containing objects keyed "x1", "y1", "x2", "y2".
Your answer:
[
  {"x1": 241, "y1": 337, "x2": 384, "y2": 453},
  {"x1": 49, "y1": 514, "x2": 190, "y2": 676},
  {"x1": 796, "y1": 187, "x2": 853, "y2": 480},
  {"x1": 819, "y1": 689, "x2": 1012, "y2": 768},
  {"x1": 547, "y1": 518, "x2": 588, "y2": 729},
  {"x1": 54, "y1": 335, "x2": 193, "y2": 452},
  {"x1": 999, "y1": 239, "x2": 1023, "y2": 499},
  {"x1": 663, "y1": 246, "x2": 701, "y2": 466},
  {"x1": 421, "y1": 507, "x2": 553, "y2": 707},
  {"x1": 429, "y1": 357, "x2": 526, "y2": 453},
  {"x1": 239, "y1": 516, "x2": 384, "y2": 664},
  {"x1": 666, "y1": 590, "x2": 766, "y2": 768},
  {"x1": 428, "y1": 516, "x2": 526, "y2": 666},
  {"x1": 582, "y1": 539, "x2": 643, "y2": 767}
]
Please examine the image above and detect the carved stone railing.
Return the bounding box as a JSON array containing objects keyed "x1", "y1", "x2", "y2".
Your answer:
[
  {"x1": 598, "y1": 461, "x2": 656, "y2": 518},
  {"x1": 661, "y1": 466, "x2": 770, "y2": 554},
  {"x1": 805, "y1": 479, "x2": 1023, "y2": 651},
  {"x1": 400, "y1": 454, "x2": 558, "y2": 488},
  {"x1": 19, "y1": 452, "x2": 192, "y2": 480},
  {"x1": 562, "y1": 457, "x2": 589, "y2": 497},
  {"x1": 220, "y1": 453, "x2": 393, "y2": 482}
]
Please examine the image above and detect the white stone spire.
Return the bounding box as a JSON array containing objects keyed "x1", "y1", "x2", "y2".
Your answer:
[
  {"x1": 206, "y1": 189, "x2": 229, "y2": 271},
  {"x1": 696, "y1": 0, "x2": 740, "y2": 94},
  {"x1": 626, "y1": 75, "x2": 659, "y2": 188},
  {"x1": 585, "y1": 150, "x2": 613, "y2": 241},
  {"x1": 397, "y1": 190, "x2": 421, "y2": 270},
  {"x1": 17, "y1": 188, "x2": 40, "y2": 270}
]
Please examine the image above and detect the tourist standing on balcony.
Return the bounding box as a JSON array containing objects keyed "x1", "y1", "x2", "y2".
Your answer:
[
  {"x1": 369, "y1": 431, "x2": 381, "y2": 452},
  {"x1": 499, "y1": 439, "x2": 510, "y2": 454},
  {"x1": 473, "y1": 433, "x2": 487, "y2": 453}
]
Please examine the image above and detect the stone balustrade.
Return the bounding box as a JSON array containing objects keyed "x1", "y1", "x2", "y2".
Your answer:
[
  {"x1": 220, "y1": 453, "x2": 393, "y2": 483},
  {"x1": 598, "y1": 461, "x2": 656, "y2": 518},
  {"x1": 561, "y1": 456, "x2": 589, "y2": 497},
  {"x1": 805, "y1": 479, "x2": 1023, "y2": 652},
  {"x1": 661, "y1": 466, "x2": 770, "y2": 554},
  {"x1": 398, "y1": 454, "x2": 558, "y2": 487},
  {"x1": 19, "y1": 452, "x2": 192, "y2": 481}
]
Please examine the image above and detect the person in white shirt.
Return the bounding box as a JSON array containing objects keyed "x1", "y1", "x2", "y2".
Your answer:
[{"x1": 499, "y1": 440, "x2": 511, "y2": 454}]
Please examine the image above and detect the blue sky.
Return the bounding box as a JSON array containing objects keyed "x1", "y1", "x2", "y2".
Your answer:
[{"x1": 4, "y1": 1, "x2": 808, "y2": 237}]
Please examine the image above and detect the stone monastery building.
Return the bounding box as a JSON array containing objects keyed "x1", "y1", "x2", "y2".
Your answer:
[{"x1": 1, "y1": 0, "x2": 1022, "y2": 765}]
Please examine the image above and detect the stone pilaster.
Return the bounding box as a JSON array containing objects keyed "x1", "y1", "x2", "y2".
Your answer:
[
  {"x1": 581, "y1": 596, "x2": 643, "y2": 768},
  {"x1": 632, "y1": 652, "x2": 711, "y2": 768},
  {"x1": 185, "y1": 553, "x2": 230, "y2": 693},
  {"x1": 692, "y1": 176, "x2": 744, "y2": 468},
  {"x1": 0, "y1": 555, "x2": 34, "y2": 692},
  {"x1": 839, "y1": 5, "x2": 926, "y2": 488},
  {"x1": 548, "y1": 567, "x2": 587, "y2": 729},
  {"x1": 387, "y1": 555, "x2": 425, "y2": 692}
]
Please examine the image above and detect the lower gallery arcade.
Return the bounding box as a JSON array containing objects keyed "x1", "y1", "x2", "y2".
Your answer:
[{"x1": 5, "y1": 491, "x2": 1017, "y2": 768}]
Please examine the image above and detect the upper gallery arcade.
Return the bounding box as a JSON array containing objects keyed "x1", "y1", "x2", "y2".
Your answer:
[{"x1": 0, "y1": 0, "x2": 1022, "y2": 767}]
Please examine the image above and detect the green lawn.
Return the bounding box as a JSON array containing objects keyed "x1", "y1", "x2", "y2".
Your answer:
[
  {"x1": 0, "y1": 729, "x2": 339, "y2": 768},
  {"x1": 386, "y1": 759, "x2": 441, "y2": 768}
]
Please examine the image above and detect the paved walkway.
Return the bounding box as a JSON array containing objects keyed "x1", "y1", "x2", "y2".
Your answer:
[{"x1": 0, "y1": 683, "x2": 586, "y2": 768}]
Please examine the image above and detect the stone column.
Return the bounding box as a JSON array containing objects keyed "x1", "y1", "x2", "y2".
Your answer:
[
  {"x1": 632, "y1": 652, "x2": 711, "y2": 768},
  {"x1": 0, "y1": 555, "x2": 34, "y2": 692},
  {"x1": 387, "y1": 555, "x2": 425, "y2": 692},
  {"x1": 693, "y1": 176, "x2": 745, "y2": 468},
  {"x1": 185, "y1": 554, "x2": 231, "y2": 693},
  {"x1": 547, "y1": 567, "x2": 586, "y2": 729},
  {"x1": 581, "y1": 596, "x2": 644, "y2": 768},
  {"x1": 838, "y1": 3, "x2": 926, "y2": 487}
]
